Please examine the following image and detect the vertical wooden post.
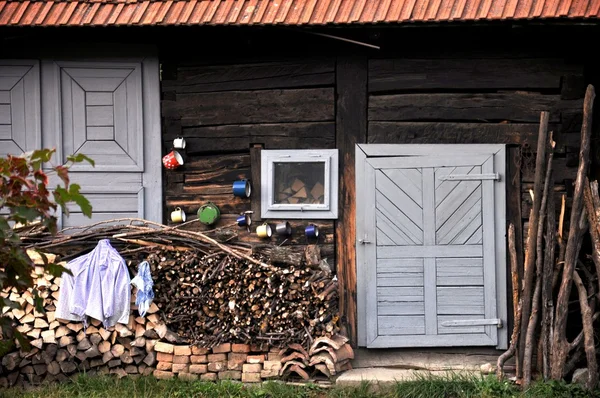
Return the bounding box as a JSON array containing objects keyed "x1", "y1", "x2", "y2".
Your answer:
[
  {"x1": 250, "y1": 144, "x2": 263, "y2": 221},
  {"x1": 335, "y1": 55, "x2": 367, "y2": 347}
]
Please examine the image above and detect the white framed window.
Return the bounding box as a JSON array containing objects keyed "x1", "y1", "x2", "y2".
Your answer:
[{"x1": 261, "y1": 149, "x2": 338, "y2": 219}]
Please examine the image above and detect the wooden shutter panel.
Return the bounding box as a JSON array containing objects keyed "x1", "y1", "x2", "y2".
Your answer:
[
  {"x1": 357, "y1": 145, "x2": 507, "y2": 349},
  {"x1": 0, "y1": 60, "x2": 40, "y2": 157}
]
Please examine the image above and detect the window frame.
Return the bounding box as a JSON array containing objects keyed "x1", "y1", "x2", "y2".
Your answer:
[{"x1": 260, "y1": 149, "x2": 339, "y2": 219}]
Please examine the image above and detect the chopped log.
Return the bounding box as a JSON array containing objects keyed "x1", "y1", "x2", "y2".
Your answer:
[
  {"x1": 143, "y1": 351, "x2": 157, "y2": 367},
  {"x1": 77, "y1": 338, "x2": 92, "y2": 351},
  {"x1": 90, "y1": 334, "x2": 102, "y2": 346},
  {"x1": 292, "y1": 187, "x2": 308, "y2": 199},
  {"x1": 99, "y1": 328, "x2": 112, "y2": 341},
  {"x1": 56, "y1": 349, "x2": 68, "y2": 362},
  {"x1": 552, "y1": 85, "x2": 595, "y2": 380},
  {"x1": 47, "y1": 362, "x2": 60, "y2": 376},
  {"x1": 131, "y1": 337, "x2": 146, "y2": 348},
  {"x1": 41, "y1": 330, "x2": 56, "y2": 344},
  {"x1": 291, "y1": 179, "x2": 305, "y2": 192},
  {"x1": 66, "y1": 344, "x2": 77, "y2": 357},
  {"x1": 102, "y1": 351, "x2": 114, "y2": 364},
  {"x1": 111, "y1": 344, "x2": 125, "y2": 358},
  {"x1": 33, "y1": 318, "x2": 48, "y2": 329},
  {"x1": 115, "y1": 324, "x2": 133, "y2": 338},
  {"x1": 30, "y1": 338, "x2": 43, "y2": 350},
  {"x1": 269, "y1": 247, "x2": 303, "y2": 266},
  {"x1": 55, "y1": 326, "x2": 70, "y2": 339},
  {"x1": 98, "y1": 341, "x2": 112, "y2": 354},
  {"x1": 304, "y1": 245, "x2": 321, "y2": 267},
  {"x1": 155, "y1": 322, "x2": 168, "y2": 339},
  {"x1": 120, "y1": 352, "x2": 134, "y2": 365},
  {"x1": 85, "y1": 345, "x2": 101, "y2": 359},
  {"x1": 66, "y1": 323, "x2": 83, "y2": 333}
]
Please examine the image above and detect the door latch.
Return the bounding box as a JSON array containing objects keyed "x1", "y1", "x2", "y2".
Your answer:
[{"x1": 358, "y1": 234, "x2": 371, "y2": 244}]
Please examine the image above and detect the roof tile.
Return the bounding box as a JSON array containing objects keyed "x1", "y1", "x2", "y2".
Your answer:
[{"x1": 0, "y1": 0, "x2": 597, "y2": 27}]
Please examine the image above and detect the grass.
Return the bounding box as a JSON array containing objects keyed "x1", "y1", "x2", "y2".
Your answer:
[{"x1": 1, "y1": 372, "x2": 598, "y2": 398}]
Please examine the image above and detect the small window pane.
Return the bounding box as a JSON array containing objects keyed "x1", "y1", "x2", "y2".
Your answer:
[{"x1": 273, "y1": 161, "x2": 325, "y2": 205}]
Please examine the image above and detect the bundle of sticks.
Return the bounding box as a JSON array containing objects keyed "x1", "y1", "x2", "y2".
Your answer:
[{"x1": 497, "y1": 85, "x2": 600, "y2": 390}]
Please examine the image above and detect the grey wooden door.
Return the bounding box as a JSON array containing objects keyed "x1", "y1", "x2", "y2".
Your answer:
[
  {"x1": 41, "y1": 59, "x2": 162, "y2": 227},
  {"x1": 0, "y1": 60, "x2": 40, "y2": 157},
  {"x1": 356, "y1": 144, "x2": 507, "y2": 349}
]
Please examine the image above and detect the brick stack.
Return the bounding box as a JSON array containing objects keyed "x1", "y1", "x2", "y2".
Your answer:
[{"x1": 152, "y1": 342, "x2": 284, "y2": 382}]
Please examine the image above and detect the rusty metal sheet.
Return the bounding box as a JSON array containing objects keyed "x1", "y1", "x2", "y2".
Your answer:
[{"x1": 1, "y1": 0, "x2": 599, "y2": 27}]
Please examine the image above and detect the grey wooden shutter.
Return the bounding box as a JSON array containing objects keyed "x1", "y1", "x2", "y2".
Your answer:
[
  {"x1": 0, "y1": 60, "x2": 40, "y2": 157},
  {"x1": 356, "y1": 144, "x2": 507, "y2": 349},
  {"x1": 42, "y1": 60, "x2": 161, "y2": 227}
]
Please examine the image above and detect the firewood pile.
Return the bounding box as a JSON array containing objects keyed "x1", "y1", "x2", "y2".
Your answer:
[
  {"x1": 278, "y1": 335, "x2": 353, "y2": 380},
  {"x1": 276, "y1": 177, "x2": 325, "y2": 205},
  {"x1": 0, "y1": 254, "x2": 161, "y2": 388},
  {"x1": 497, "y1": 85, "x2": 600, "y2": 390},
  {"x1": 146, "y1": 249, "x2": 339, "y2": 347}
]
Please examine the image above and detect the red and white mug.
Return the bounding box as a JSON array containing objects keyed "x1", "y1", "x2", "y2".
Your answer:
[{"x1": 163, "y1": 150, "x2": 184, "y2": 170}]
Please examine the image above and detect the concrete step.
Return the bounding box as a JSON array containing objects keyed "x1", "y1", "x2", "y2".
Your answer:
[{"x1": 335, "y1": 368, "x2": 480, "y2": 387}]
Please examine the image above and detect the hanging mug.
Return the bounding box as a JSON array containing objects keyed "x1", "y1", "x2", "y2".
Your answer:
[
  {"x1": 232, "y1": 180, "x2": 251, "y2": 198},
  {"x1": 305, "y1": 224, "x2": 319, "y2": 238},
  {"x1": 197, "y1": 202, "x2": 221, "y2": 226},
  {"x1": 170, "y1": 207, "x2": 186, "y2": 223},
  {"x1": 173, "y1": 137, "x2": 187, "y2": 150},
  {"x1": 236, "y1": 214, "x2": 251, "y2": 227},
  {"x1": 275, "y1": 221, "x2": 292, "y2": 236},
  {"x1": 256, "y1": 223, "x2": 272, "y2": 238},
  {"x1": 162, "y1": 150, "x2": 184, "y2": 170}
]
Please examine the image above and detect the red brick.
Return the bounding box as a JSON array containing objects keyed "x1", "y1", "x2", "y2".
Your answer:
[
  {"x1": 173, "y1": 355, "x2": 190, "y2": 364},
  {"x1": 178, "y1": 372, "x2": 197, "y2": 381},
  {"x1": 157, "y1": 352, "x2": 174, "y2": 363},
  {"x1": 154, "y1": 342, "x2": 174, "y2": 354},
  {"x1": 157, "y1": 362, "x2": 172, "y2": 371},
  {"x1": 242, "y1": 363, "x2": 262, "y2": 373},
  {"x1": 189, "y1": 364, "x2": 208, "y2": 374},
  {"x1": 227, "y1": 353, "x2": 248, "y2": 370},
  {"x1": 242, "y1": 372, "x2": 262, "y2": 383},
  {"x1": 191, "y1": 346, "x2": 209, "y2": 355},
  {"x1": 191, "y1": 355, "x2": 208, "y2": 364},
  {"x1": 201, "y1": 373, "x2": 217, "y2": 381},
  {"x1": 212, "y1": 343, "x2": 231, "y2": 354},
  {"x1": 263, "y1": 360, "x2": 282, "y2": 371},
  {"x1": 207, "y1": 353, "x2": 227, "y2": 362},
  {"x1": 218, "y1": 370, "x2": 241, "y2": 380},
  {"x1": 231, "y1": 344, "x2": 250, "y2": 353},
  {"x1": 173, "y1": 345, "x2": 192, "y2": 356},
  {"x1": 208, "y1": 362, "x2": 225, "y2": 372},
  {"x1": 172, "y1": 363, "x2": 189, "y2": 373},
  {"x1": 153, "y1": 370, "x2": 174, "y2": 379},
  {"x1": 246, "y1": 354, "x2": 265, "y2": 364},
  {"x1": 267, "y1": 353, "x2": 282, "y2": 361}
]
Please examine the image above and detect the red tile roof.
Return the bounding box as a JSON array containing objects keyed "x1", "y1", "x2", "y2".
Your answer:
[{"x1": 0, "y1": 0, "x2": 598, "y2": 27}]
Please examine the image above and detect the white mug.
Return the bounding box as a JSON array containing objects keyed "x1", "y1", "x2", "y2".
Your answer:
[{"x1": 173, "y1": 137, "x2": 186, "y2": 149}]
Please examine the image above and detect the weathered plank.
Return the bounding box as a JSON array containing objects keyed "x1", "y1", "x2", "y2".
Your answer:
[
  {"x1": 162, "y1": 88, "x2": 334, "y2": 126},
  {"x1": 164, "y1": 122, "x2": 335, "y2": 152},
  {"x1": 368, "y1": 122, "x2": 578, "y2": 153},
  {"x1": 336, "y1": 55, "x2": 367, "y2": 347},
  {"x1": 368, "y1": 93, "x2": 582, "y2": 123},
  {"x1": 368, "y1": 58, "x2": 581, "y2": 92},
  {"x1": 166, "y1": 194, "x2": 249, "y2": 215},
  {"x1": 162, "y1": 60, "x2": 335, "y2": 93},
  {"x1": 250, "y1": 145, "x2": 262, "y2": 220}
]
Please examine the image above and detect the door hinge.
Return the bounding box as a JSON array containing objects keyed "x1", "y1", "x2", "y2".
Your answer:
[
  {"x1": 438, "y1": 173, "x2": 500, "y2": 181},
  {"x1": 441, "y1": 319, "x2": 503, "y2": 328}
]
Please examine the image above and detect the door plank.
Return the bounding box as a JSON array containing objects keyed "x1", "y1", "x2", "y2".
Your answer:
[{"x1": 376, "y1": 193, "x2": 423, "y2": 244}]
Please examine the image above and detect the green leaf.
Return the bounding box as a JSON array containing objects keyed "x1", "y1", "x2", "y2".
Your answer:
[
  {"x1": 33, "y1": 290, "x2": 45, "y2": 314},
  {"x1": 53, "y1": 186, "x2": 70, "y2": 214},
  {"x1": 14, "y1": 330, "x2": 31, "y2": 352},
  {"x1": 30, "y1": 148, "x2": 55, "y2": 164},
  {"x1": 69, "y1": 184, "x2": 92, "y2": 218},
  {"x1": 13, "y1": 206, "x2": 40, "y2": 222},
  {"x1": 66, "y1": 153, "x2": 95, "y2": 167},
  {"x1": 0, "y1": 297, "x2": 22, "y2": 310},
  {"x1": 47, "y1": 262, "x2": 72, "y2": 278}
]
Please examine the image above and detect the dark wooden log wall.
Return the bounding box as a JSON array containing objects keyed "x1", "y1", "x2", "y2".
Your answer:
[
  {"x1": 160, "y1": 58, "x2": 337, "y2": 269},
  {"x1": 161, "y1": 51, "x2": 587, "y2": 348}
]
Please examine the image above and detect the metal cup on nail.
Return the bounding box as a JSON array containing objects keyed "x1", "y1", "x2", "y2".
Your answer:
[
  {"x1": 275, "y1": 221, "x2": 292, "y2": 237},
  {"x1": 232, "y1": 179, "x2": 251, "y2": 198},
  {"x1": 305, "y1": 224, "x2": 319, "y2": 239}
]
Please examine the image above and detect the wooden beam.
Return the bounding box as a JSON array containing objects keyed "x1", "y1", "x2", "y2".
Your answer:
[{"x1": 335, "y1": 55, "x2": 367, "y2": 347}]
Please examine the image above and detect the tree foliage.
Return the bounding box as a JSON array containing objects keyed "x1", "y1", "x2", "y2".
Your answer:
[{"x1": 0, "y1": 148, "x2": 93, "y2": 356}]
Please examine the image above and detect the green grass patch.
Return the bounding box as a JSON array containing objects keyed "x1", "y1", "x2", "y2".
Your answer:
[{"x1": 1, "y1": 372, "x2": 599, "y2": 398}]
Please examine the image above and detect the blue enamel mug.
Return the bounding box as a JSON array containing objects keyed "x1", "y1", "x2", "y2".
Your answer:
[
  {"x1": 232, "y1": 180, "x2": 251, "y2": 198},
  {"x1": 305, "y1": 224, "x2": 319, "y2": 238},
  {"x1": 237, "y1": 214, "x2": 251, "y2": 227}
]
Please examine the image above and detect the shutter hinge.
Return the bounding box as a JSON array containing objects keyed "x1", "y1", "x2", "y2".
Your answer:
[
  {"x1": 439, "y1": 173, "x2": 500, "y2": 181},
  {"x1": 441, "y1": 319, "x2": 503, "y2": 328}
]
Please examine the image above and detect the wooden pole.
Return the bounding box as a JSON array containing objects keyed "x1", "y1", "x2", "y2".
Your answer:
[{"x1": 518, "y1": 111, "x2": 549, "y2": 380}]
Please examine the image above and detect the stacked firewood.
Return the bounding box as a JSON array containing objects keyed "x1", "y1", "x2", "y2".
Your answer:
[
  {"x1": 279, "y1": 335, "x2": 353, "y2": 380},
  {"x1": 497, "y1": 85, "x2": 600, "y2": 390},
  {"x1": 147, "y1": 249, "x2": 339, "y2": 348},
  {"x1": 277, "y1": 178, "x2": 325, "y2": 205},
  {"x1": 0, "y1": 255, "x2": 161, "y2": 388}
]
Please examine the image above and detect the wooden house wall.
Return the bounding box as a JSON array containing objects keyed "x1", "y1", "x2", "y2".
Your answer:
[
  {"x1": 159, "y1": 32, "x2": 588, "y2": 349},
  {"x1": 160, "y1": 58, "x2": 338, "y2": 270}
]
